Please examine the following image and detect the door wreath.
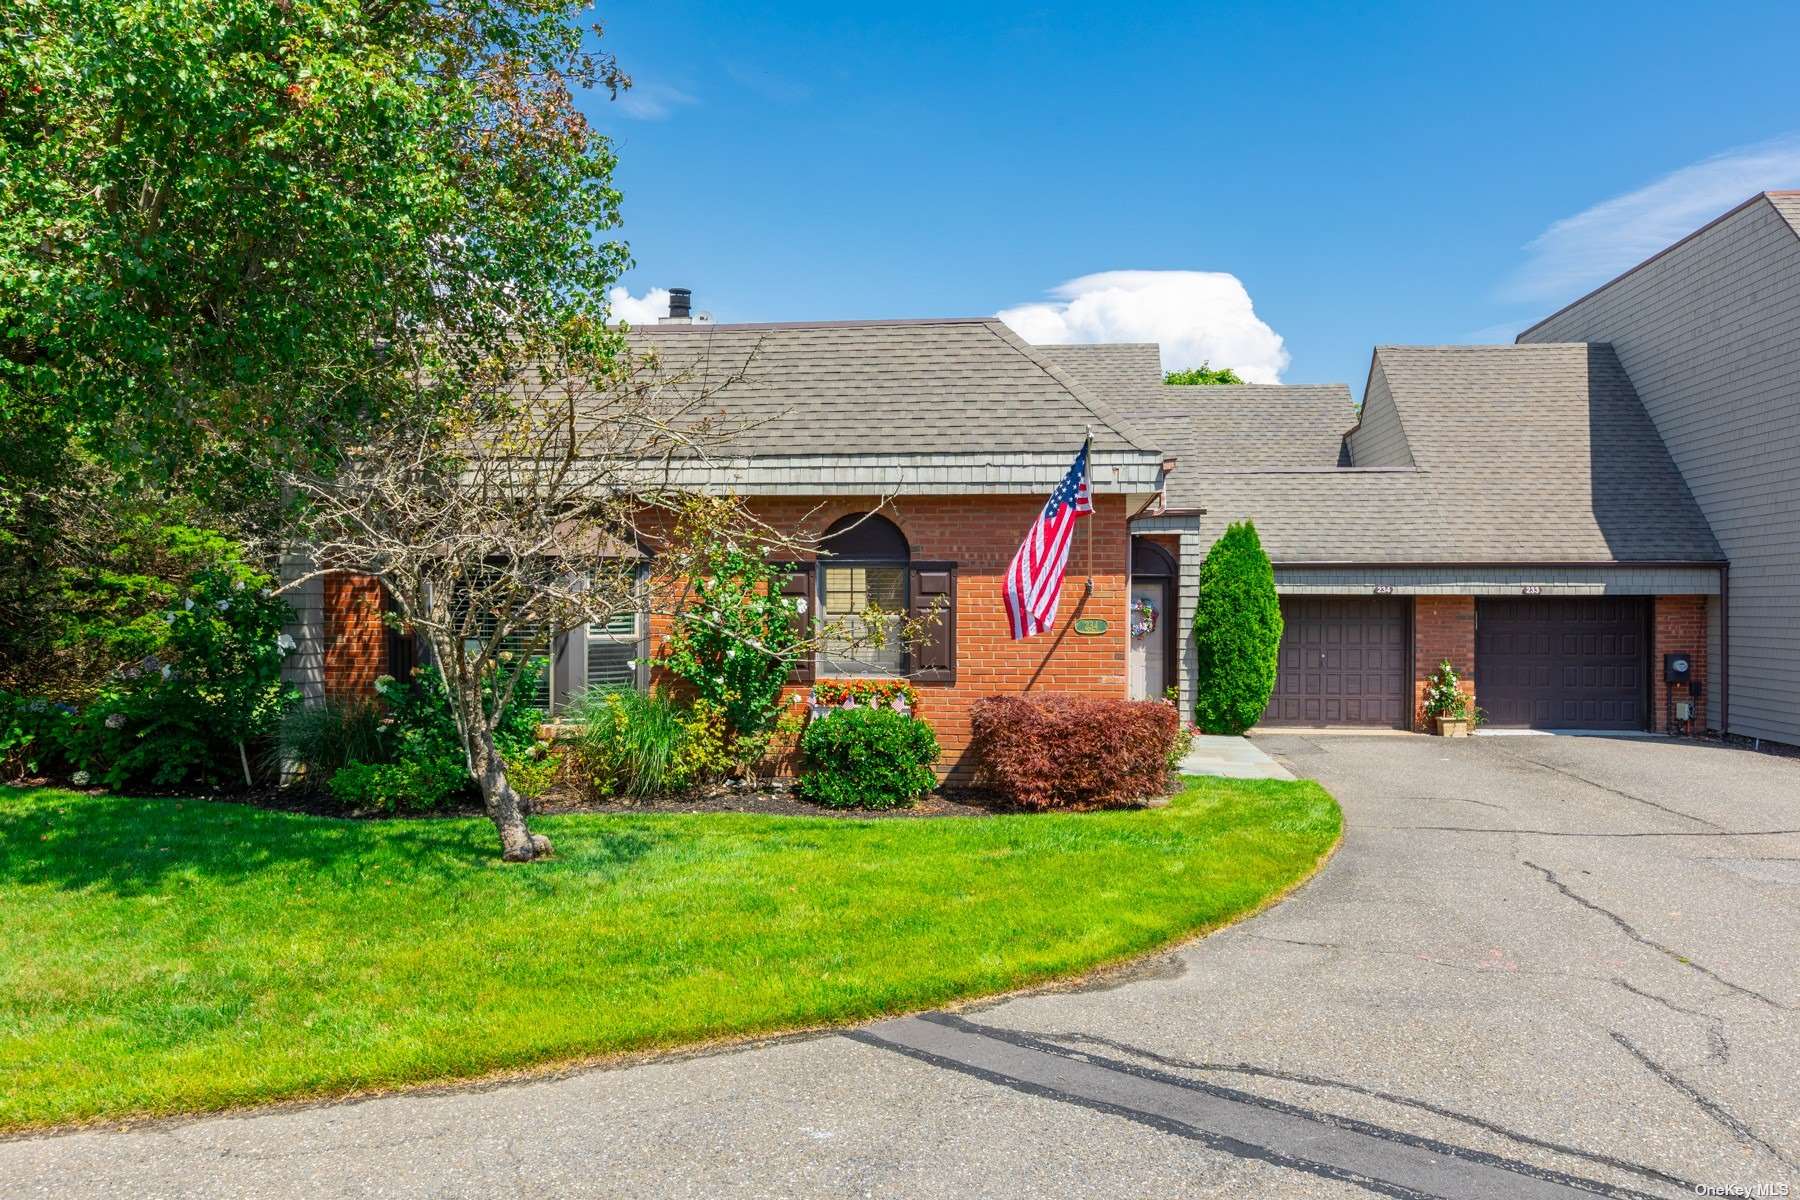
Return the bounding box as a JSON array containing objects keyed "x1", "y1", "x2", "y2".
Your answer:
[{"x1": 1130, "y1": 596, "x2": 1158, "y2": 639}]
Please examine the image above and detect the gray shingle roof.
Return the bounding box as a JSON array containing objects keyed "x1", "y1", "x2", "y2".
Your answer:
[
  {"x1": 1765, "y1": 190, "x2": 1800, "y2": 239},
  {"x1": 1033, "y1": 343, "x2": 1163, "y2": 406},
  {"x1": 1136, "y1": 385, "x2": 1357, "y2": 471},
  {"x1": 623, "y1": 319, "x2": 1154, "y2": 455},
  {"x1": 1169, "y1": 344, "x2": 1722, "y2": 563}
]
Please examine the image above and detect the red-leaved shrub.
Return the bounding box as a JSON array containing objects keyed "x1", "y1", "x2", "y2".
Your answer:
[{"x1": 969, "y1": 694, "x2": 1180, "y2": 810}]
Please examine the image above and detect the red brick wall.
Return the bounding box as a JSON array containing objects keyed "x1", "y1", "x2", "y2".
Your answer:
[
  {"x1": 323, "y1": 572, "x2": 388, "y2": 699},
  {"x1": 1651, "y1": 595, "x2": 1707, "y2": 733},
  {"x1": 644, "y1": 494, "x2": 1133, "y2": 778},
  {"x1": 1412, "y1": 596, "x2": 1475, "y2": 731}
]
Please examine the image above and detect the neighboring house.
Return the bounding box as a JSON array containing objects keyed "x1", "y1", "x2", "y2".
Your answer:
[
  {"x1": 288, "y1": 193, "x2": 1796, "y2": 756},
  {"x1": 1064, "y1": 342, "x2": 1721, "y2": 736},
  {"x1": 1519, "y1": 191, "x2": 1800, "y2": 748}
]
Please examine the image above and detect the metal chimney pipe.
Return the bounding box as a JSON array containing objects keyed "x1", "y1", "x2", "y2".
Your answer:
[{"x1": 668, "y1": 288, "x2": 692, "y2": 320}]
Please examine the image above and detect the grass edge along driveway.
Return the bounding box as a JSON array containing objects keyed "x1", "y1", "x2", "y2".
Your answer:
[{"x1": 0, "y1": 777, "x2": 1341, "y2": 1131}]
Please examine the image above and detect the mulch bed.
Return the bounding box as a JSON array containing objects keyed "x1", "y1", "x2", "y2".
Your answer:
[{"x1": 532, "y1": 784, "x2": 1004, "y2": 819}]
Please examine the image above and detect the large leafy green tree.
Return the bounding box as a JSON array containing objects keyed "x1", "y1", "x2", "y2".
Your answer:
[
  {"x1": 1, "y1": 0, "x2": 630, "y2": 500},
  {"x1": 1191, "y1": 520, "x2": 1283, "y2": 734},
  {"x1": 1, "y1": 0, "x2": 636, "y2": 764}
]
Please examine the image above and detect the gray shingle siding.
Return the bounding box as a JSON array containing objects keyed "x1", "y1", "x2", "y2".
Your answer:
[
  {"x1": 1345, "y1": 363, "x2": 1413, "y2": 467},
  {"x1": 1521, "y1": 193, "x2": 1800, "y2": 744}
]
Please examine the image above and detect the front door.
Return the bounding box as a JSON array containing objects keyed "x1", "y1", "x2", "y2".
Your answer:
[{"x1": 1129, "y1": 580, "x2": 1168, "y2": 701}]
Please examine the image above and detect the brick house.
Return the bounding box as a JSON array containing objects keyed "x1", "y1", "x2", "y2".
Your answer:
[{"x1": 290, "y1": 196, "x2": 1800, "y2": 758}]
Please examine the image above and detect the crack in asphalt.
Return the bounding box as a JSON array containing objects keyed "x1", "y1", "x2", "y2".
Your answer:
[
  {"x1": 1523, "y1": 861, "x2": 1787, "y2": 1010},
  {"x1": 1485, "y1": 748, "x2": 1722, "y2": 830},
  {"x1": 1608, "y1": 1032, "x2": 1795, "y2": 1171},
  {"x1": 1034, "y1": 1031, "x2": 1703, "y2": 1194},
  {"x1": 901, "y1": 1013, "x2": 1679, "y2": 1199},
  {"x1": 1388, "y1": 793, "x2": 1511, "y2": 811},
  {"x1": 847, "y1": 1028, "x2": 1446, "y2": 1199},
  {"x1": 1610, "y1": 980, "x2": 1731, "y2": 1064},
  {"x1": 1243, "y1": 933, "x2": 1612, "y2": 984}
]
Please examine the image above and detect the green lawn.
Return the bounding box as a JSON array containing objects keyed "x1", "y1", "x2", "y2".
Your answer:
[{"x1": 0, "y1": 778, "x2": 1340, "y2": 1131}]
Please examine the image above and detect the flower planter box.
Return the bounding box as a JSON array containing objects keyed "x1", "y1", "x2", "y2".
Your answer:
[{"x1": 1434, "y1": 715, "x2": 1470, "y2": 738}]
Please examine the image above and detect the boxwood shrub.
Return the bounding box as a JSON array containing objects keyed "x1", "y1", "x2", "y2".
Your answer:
[
  {"x1": 970, "y1": 693, "x2": 1179, "y2": 810},
  {"x1": 797, "y1": 707, "x2": 940, "y2": 810}
]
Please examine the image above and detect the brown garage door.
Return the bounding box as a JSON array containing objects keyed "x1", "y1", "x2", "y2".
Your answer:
[
  {"x1": 1262, "y1": 597, "x2": 1409, "y2": 728},
  {"x1": 1476, "y1": 597, "x2": 1647, "y2": 730}
]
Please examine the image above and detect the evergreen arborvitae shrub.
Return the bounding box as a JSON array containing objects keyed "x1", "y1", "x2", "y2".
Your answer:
[{"x1": 1191, "y1": 520, "x2": 1283, "y2": 734}]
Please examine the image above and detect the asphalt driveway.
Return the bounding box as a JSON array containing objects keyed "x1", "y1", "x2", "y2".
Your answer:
[{"x1": 6, "y1": 734, "x2": 1799, "y2": 1198}]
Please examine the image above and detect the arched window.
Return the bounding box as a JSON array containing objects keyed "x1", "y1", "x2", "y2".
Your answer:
[{"x1": 818, "y1": 513, "x2": 909, "y2": 676}]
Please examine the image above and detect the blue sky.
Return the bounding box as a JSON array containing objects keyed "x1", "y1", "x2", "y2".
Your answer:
[{"x1": 584, "y1": 2, "x2": 1800, "y2": 389}]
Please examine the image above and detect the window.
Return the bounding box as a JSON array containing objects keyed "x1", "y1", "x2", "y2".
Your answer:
[
  {"x1": 584, "y1": 608, "x2": 640, "y2": 691},
  {"x1": 821, "y1": 564, "x2": 907, "y2": 674},
  {"x1": 816, "y1": 514, "x2": 909, "y2": 677}
]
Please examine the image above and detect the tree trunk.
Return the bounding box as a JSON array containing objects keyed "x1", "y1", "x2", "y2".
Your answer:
[{"x1": 468, "y1": 722, "x2": 552, "y2": 862}]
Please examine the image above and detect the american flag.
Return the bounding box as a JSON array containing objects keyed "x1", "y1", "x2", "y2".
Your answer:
[{"x1": 1004, "y1": 441, "x2": 1094, "y2": 639}]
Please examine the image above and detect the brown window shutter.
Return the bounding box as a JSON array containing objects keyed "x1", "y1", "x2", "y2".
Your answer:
[
  {"x1": 778, "y1": 563, "x2": 816, "y2": 684},
  {"x1": 909, "y1": 566, "x2": 956, "y2": 683}
]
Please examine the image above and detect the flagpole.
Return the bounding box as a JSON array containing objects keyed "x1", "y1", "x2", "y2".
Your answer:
[{"x1": 1084, "y1": 428, "x2": 1094, "y2": 596}]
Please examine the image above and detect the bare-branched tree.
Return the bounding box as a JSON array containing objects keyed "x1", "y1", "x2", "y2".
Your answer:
[{"x1": 275, "y1": 333, "x2": 930, "y2": 861}]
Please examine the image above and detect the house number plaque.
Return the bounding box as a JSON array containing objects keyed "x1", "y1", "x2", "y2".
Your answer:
[{"x1": 1073, "y1": 618, "x2": 1109, "y2": 635}]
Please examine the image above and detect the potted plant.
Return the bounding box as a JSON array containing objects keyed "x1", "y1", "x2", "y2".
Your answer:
[{"x1": 1423, "y1": 659, "x2": 1472, "y2": 737}]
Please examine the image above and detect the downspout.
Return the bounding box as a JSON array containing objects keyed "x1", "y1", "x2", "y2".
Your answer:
[{"x1": 1719, "y1": 564, "x2": 1730, "y2": 738}]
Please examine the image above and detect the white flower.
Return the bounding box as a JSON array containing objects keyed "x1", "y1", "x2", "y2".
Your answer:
[
  {"x1": 276, "y1": 633, "x2": 297, "y2": 651},
  {"x1": 259, "y1": 588, "x2": 271, "y2": 598},
  {"x1": 162, "y1": 613, "x2": 175, "y2": 625},
  {"x1": 161, "y1": 664, "x2": 174, "y2": 679},
  {"x1": 789, "y1": 693, "x2": 804, "y2": 704},
  {"x1": 183, "y1": 598, "x2": 194, "y2": 611},
  {"x1": 216, "y1": 599, "x2": 230, "y2": 611},
  {"x1": 233, "y1": 579, "x2": 245, "y2": 591},
  {"x1": 70, "y1": 770, "x2": 90, "y2": 786},
  {"x1": 105, "y1": 713, "x2": 126, "y2": 729},
  {"x1": 625, "y1": 659, "x2": 638, "y2": 669},
  {"x1": 793, "y1": 597, "x2": 807, "y2": 614}
]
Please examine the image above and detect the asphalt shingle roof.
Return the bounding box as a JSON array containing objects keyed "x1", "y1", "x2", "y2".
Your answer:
[
  {"x1": 1033, "y1": 343, "x2": 1164, "y2": 406},
  {"x1": 1135, "y1": 385, "x2": 1357, "y2": 471},
  {"x1": 1765, "y1": 190, "x2": 1800, "y2": 239},
  {"x1": 1180, "y1": 344, "x2": 1722, "y2": 563},
  {"x1": 622, "y1": 319, "x2": 1153, "y2": 455}
]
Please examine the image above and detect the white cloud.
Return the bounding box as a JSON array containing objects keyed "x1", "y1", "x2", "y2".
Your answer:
[
  {"x1": 997, "y1": 270, "x2": 1289, "y2": 383},
  {"x1": 1503, "y1": 135, "x2": 1800, "y2": 303},
  {"x1": 613, "y1": 82, "x2": 698, "y2": 121},
  {"x1": 606, "y1": 285, "x2": 671, "y2": 325}
]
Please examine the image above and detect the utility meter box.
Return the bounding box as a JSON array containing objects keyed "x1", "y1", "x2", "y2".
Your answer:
[{"x1": 1663, "y1": 653, "x2": 1693, "y2": 684}]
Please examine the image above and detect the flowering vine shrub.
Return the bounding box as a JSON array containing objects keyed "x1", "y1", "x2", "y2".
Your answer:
[{"x1": 658, "y1": 543, "x2": 802, "y2": 742}]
